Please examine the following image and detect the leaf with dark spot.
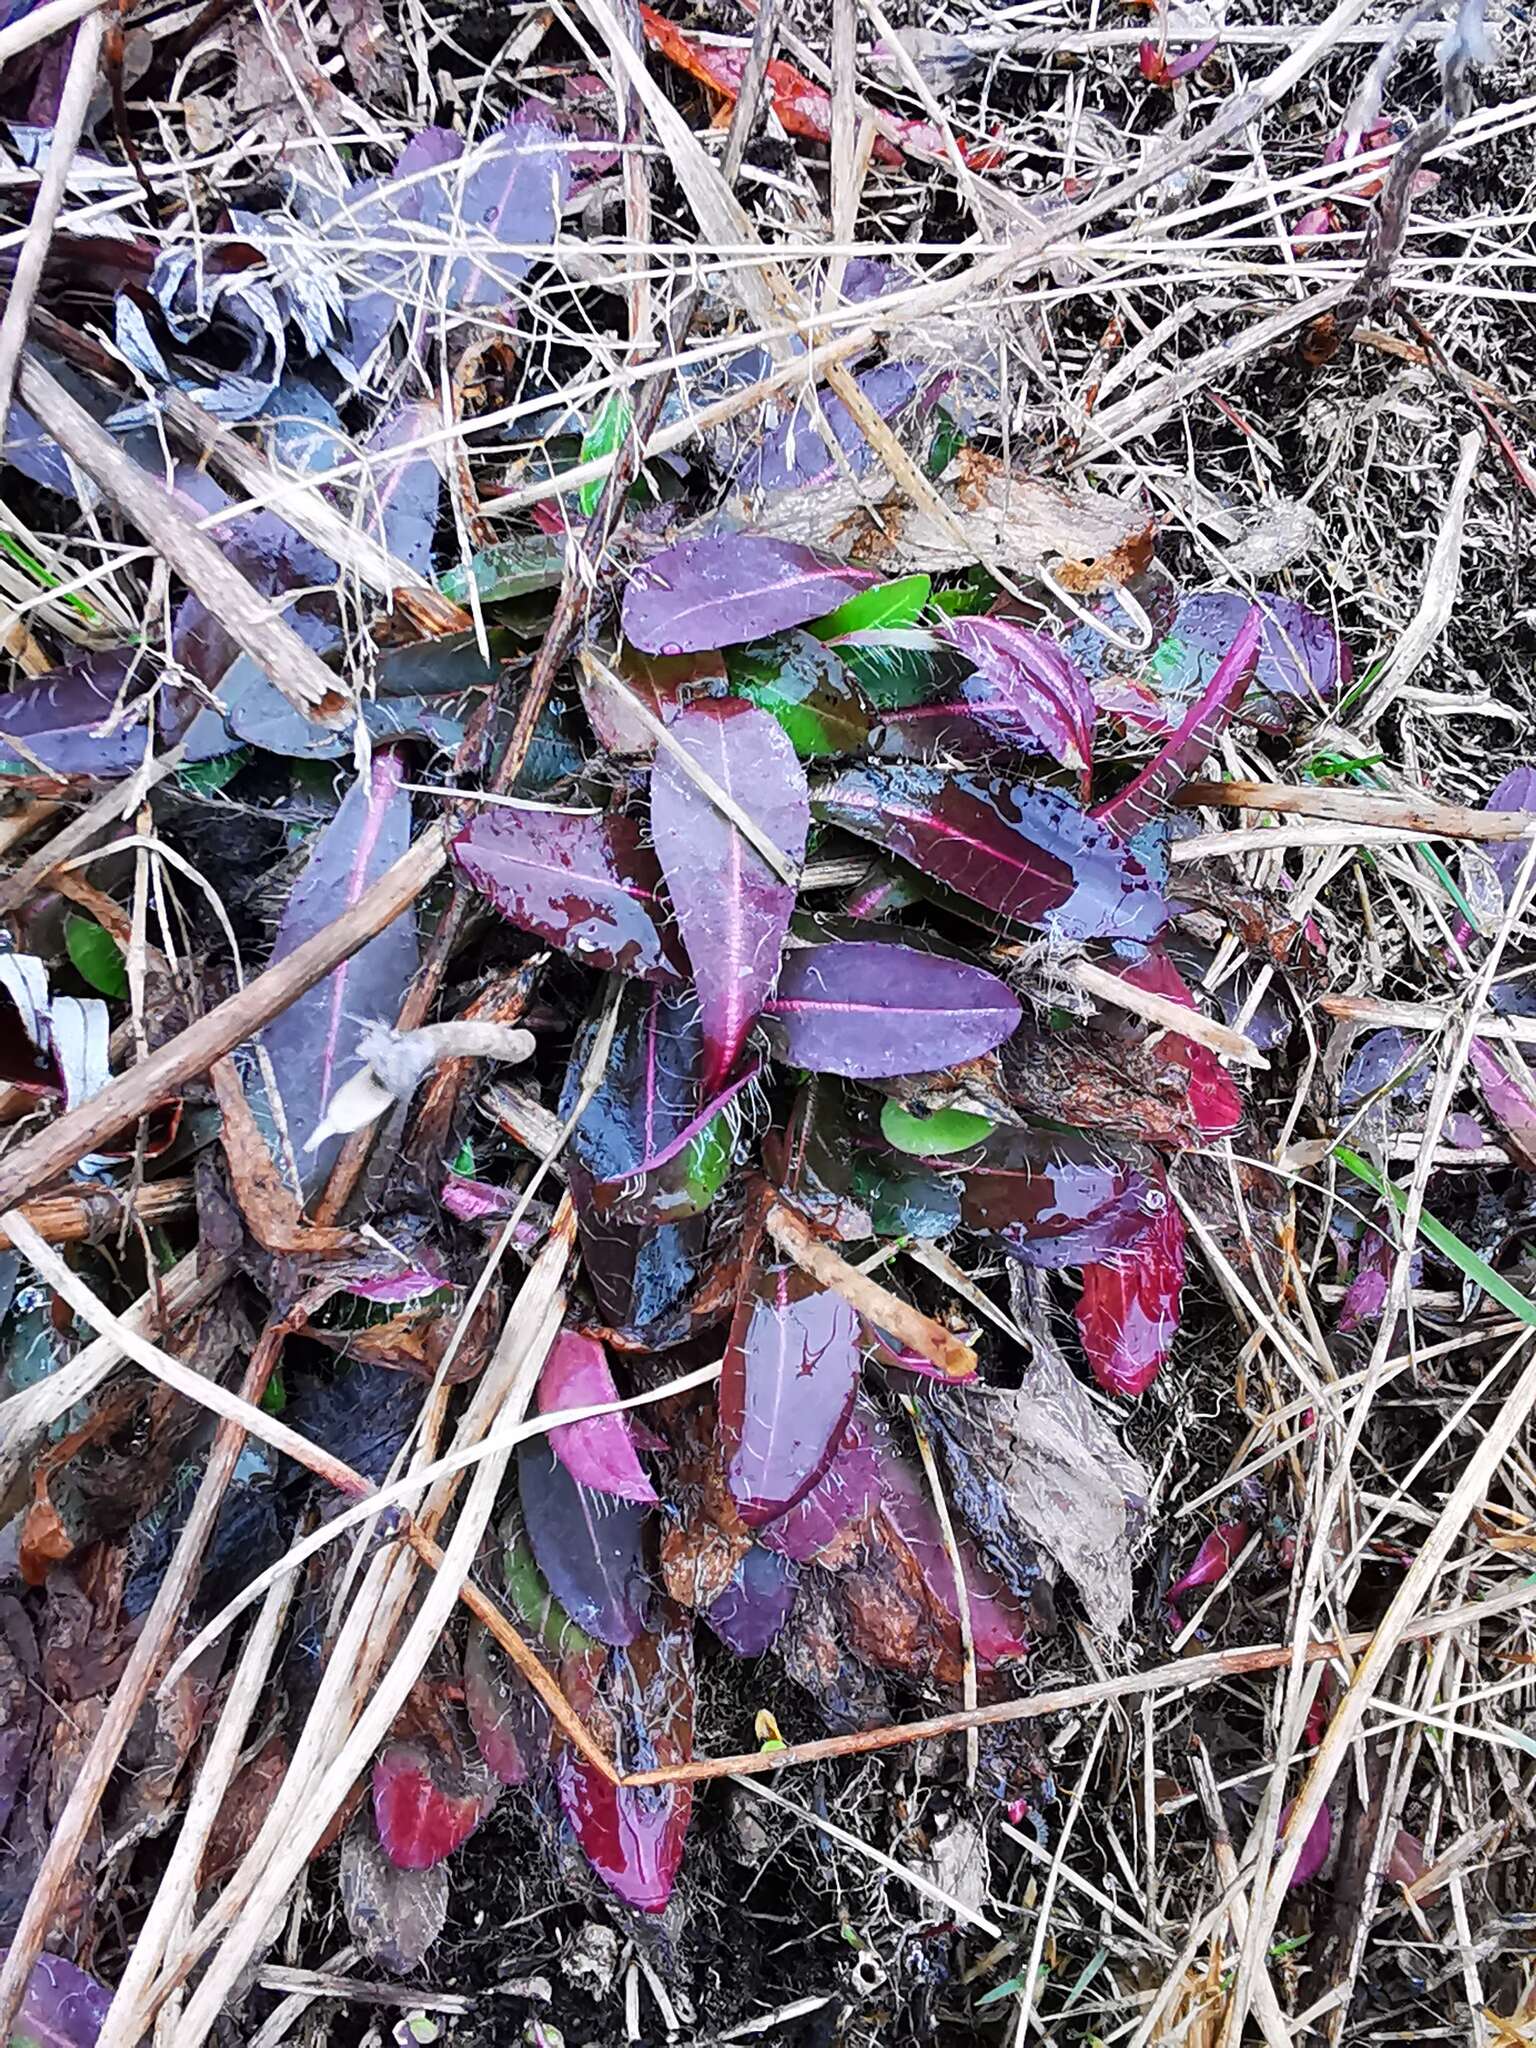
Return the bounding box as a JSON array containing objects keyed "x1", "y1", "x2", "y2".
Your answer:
[
  {"x1": 718, "y1": 1262, "x2": 863, "y2": 1526},
  {"x1": 650, "y1": 698, "x2": 810, "y2": 1092},
  {"x1": 554, "y1": 1605, "x2": 694, "y2": 1912},
  {"x1": 817, "y1": 764, "x2": 1165, "y2": 943},
  {"x1": 445, "y1": 110, "x2": 571, "y2": 312},
  {"x1": 762, "y1": 940, "x2": 1020, "y2": 1079},
  {"x1": 463, "y1": 1625, "x2": 542, "y2": 1787},
  {"x1": 340, "y1": 1810, "x2": 448, "y2": 1973},
  {"x1": 622, "y1": 536, "x2": 876, "y2": 655},
  {"x1": 517, "y1": 1436, "x2": 650, "y2": 1646},
  {"x1": 454, "y1": 807, "x2": 683, "y2": 982}
]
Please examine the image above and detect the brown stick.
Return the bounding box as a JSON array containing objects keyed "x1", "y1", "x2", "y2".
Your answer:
[
  {"x1": 620, "y1": 1577, "x2": 1536, "y2": 1788},
  {"x1": 13, "y1": 354, "x2": 350, "y2": 726},
  {"x1": 0, "y1": 747, "x2": 186, "y2": 919},
  {"x1": 0, "y1": 824, "x2": 446, "y2": 1211},
  {"x1": 1177, "y1": 779, "x2": 1536, "y2": 843},
  {"x1": 766, "y1": 1199, "x2": 977, "y2": 1379},
  {"x1": 0, "y1": 1178, "x2": 193, "y2": 1249}
]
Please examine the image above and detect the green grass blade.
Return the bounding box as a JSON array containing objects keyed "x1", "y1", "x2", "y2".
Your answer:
[{"x1": 1334, "y1": 1145, "x2": 1536, "y2": 1327}]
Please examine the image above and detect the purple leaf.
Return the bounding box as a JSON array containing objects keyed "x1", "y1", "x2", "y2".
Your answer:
[
  {"x1": 817, "y1": 764, "x2": 1165, "y2": 943},
  {"x1": 372, "y1": 1740, "x2": 495, "y2": 1870},
  {"x1": 649, "y1": 699, "x2": 810, "y2": 1092},
  {"x1": 1166, "y1": 1521, "x2": 1249, "y2": 1625},
  {"x1": 934, "y1": 617, "x2": 1096, "y2": 772},
  {"x1": 758, "y1": 1408, "x2": 882, "y2": 1562},
  {"x1": 538, "y1": 1329, "x2": 658, "y2": 1505},
  {"x1": 622, "y1": 536, "x2": 877, "y2": 655},
  {"x1": 517, "y1": 1436, "x2": 650, "y2": 1646},
  {"x1": 590, "y1": 1060, "x2": 759, "y2": 1227},
  {"x1": 261, "y1": 749, "x2": 418, "y2": 1184},
  {"x1": 352, "y1": 400, "x2": 443, "y2": 575},
  {"x1": 1076, "y1": 1185, "x2": 1186, "y2": 1396},
  {"x1": 1151, "y1": 592, "x2": 1348, "y2": 734},
  {"x1": 1486, "y1": 767, "x2": 1536, "y2": 897},
  {"x1": 336, "y1": 129, "x2": 464, "y2": 374},
  {"x1": 719, "y1": 1263, "x2": 863, "y2": 1527},
  {"x1": 564, "y1": 985, "x2": 702, "y2": 1184},
  {"x1": 446, "y1": 111, "x2": 571, "y2": 311},
  {"x1": 0, "y1": 650, "x2": 152, "y2": 779},
  {"x1": 1469, "y1": 1039, "x2": 1536, "y2": 1169},
  {"x1": 453, "y1": 807, "x2": 683, "y2": 982},
  {"x1": 1093, "y1": 606, "x2": 1260, "y2": 834},
  {"x1": 960, "y1": 1128, "x2": 1153, "y2": 1268},
  {"x1": 1283, "y1": 1799, "x2": 1333, "y2": 1887},
  {"x1": 0, "y1": 1951, "x2": 112, "y2": 2047},
  {"x1": 703, "y1": 1546, "x2": 799, "y2": 1656},
  {"x1": 763, "y1": 940, "x2": 1020, "y2": 1079},
  {"x1": 554, "y1": 1608, "x2": 694, "y2": 1913},
  {"x1": 732, "y1": 362, "x2": 924, "y2": 496}
]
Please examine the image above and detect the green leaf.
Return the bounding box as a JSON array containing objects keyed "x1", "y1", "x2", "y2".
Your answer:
[
  {"x1": 178, "y1": 748, "x2": 249, "y2": 797},
  {"x1": 453, "y1": 1140, "x2": 476, "y2": 1176},
  {"x1": 725, "y1": 631, "x2": 872, "y2": 758},
  {"x1": 261, "y1": 1367, "x2": 287, "y2": 1414},
  {"x1": 578, "y1": 391, "x2": 633, "y2": 516},
  {"x1": 501, "y1": 1532, "x2": 599, "y2": 1658},
  {"x1": 880, "y1": 1100, "x2": 994, "y2": 1157},
  {"x1": 1335, "y1": 1146, "x2": 1536, "y2": 1326},
  {"x1": 438, "y1": 537, "x2": 565, "y2": 607},
  {"x1": 65, "y1": 914, "x2": 128, "y2": 999},
  {"x1": 927, "y1": 412, "x2": 966, "y2": 476},
  {"x1": 682, "y1": 1111, "x2": 734, "y2": 1213},
  {"x1": 811, "y1": 573, "x2": 931, "y2": 641}
]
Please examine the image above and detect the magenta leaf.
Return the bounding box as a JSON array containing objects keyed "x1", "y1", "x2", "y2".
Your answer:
[
  {"x1": 621, "y1": 536, "x2": 876, "y2": 655},
  {"x1": 758, "y1": 1407, "x2": 883, "y2": 1562},
  {"x1": 1092, "y1": 606, "x2": 1260, "y2": 834},
  {"x1": 554, "y1": 1609, "x2": 694, "y2": 1912},
  {"x1": 261, "y1": 748, "x2": 418, "y2": 1184},
  {"x1": 372, "y1": 1740, "x2": 496, "y2": 1870},
  {"x1": 1112, "y1": 951, "x2": 1243, "y2": 1137},
  {"x1": 762, "y1": 940, "x2": 1021, "y2": 1079},
  {"x1": 703, "y1": 1546, "x2": 799, "y2": 1656},
  {"x1": 649, "y1": 698, "x2": 811, "y2": 1092},
  {"x1": 817, "y1": 764, "x2": 1165, "y2": 943},
  {"x1": 0, "y1": 1950, "x2": 112, "y2": 2047},
  {"x1": 873, "y1": 1448, "x2": 1031, "y2": 1669},
  {"x1": 1281, "y1": 1798, "x2": 1333, "y2": 1887},
  {"x1": 960, "y1": 1128, "x2": 1154, "y2": 1268},
  {"x1": 935, "y1": 617, "x2": 1096, "y2": 772},
  {"x1": 1469, "y1": 1040, "x2": 1536, "y2": 1169},
  {"x1": 453, "y1": 807, "x2": 683, "y2": 983},
  {"x1": 719, "y1": 1263, "x2": 863, "y2": 1527},
  {"x1": 538, "y1": 1329, "x2": 658, "y2": 1505},
  {"x1": 1166, "y1": 1520, "x2": 1249, "y2": 1624},
  {"x1": 517, "y1": 1436, "x2": 650, "y2": 1645},
  {"x1": 463, "y1": 1626, "x2": 540, "y2": 1786},
  {"x1": 1076, "y1": 1185, "x2": 1186, "y2": 1396}
]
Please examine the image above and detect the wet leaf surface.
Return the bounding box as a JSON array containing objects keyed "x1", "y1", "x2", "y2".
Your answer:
[
  {"x1": 517, "y1": 1437, "x2": 650, "y2": 1646},
  {"x1": 622, "y1": 536, "x2": 876, "y2": 654},
  {"x1": 650, "y1": 698, "x2": 810, "y2": 1091},
  {"x1": 817, "y1": 764, "x2": 1166, "y2": 942},
  {"x1": 719, "y1": 1261, "x2": 863, "y2": 1526},
  {"x1": 538, "y1": 1329, "x2": 658, "y2": 1504},
  {"x1": 762, "y1": 940, "x2": 1021, "y2": 1079},
  {"x1": 454, "y1": 807, "x2": 683, "y2": 983}
]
